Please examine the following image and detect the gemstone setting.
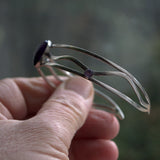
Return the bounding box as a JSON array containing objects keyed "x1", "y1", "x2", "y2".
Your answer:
[{"x1": 84, "y1": 69, "x2": 94, "y2": 79}]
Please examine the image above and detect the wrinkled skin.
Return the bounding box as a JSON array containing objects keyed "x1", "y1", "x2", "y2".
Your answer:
[{"x1": 0, "y1": 76, "x2": 119, "y2": 160}]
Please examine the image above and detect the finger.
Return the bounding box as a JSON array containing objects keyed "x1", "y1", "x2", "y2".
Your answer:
[
  {"x1": 0, "y1": 77, "x2": 60, "y2": 119},
  {"x1": 36, "y1": 76, "x2": 94, "y2": 150},
  {"x1": 69, "y1": 139, "x2": 119, "y2": 160},
  {"x1": 14, "y1": 76, "x2": 61, "y2": 117},
  {"x1": 0, "y1": 102, "x2": 13, "y2": 119},
  {"x1": 75, "y1": 109, "x2": 120, "y2": 140}
]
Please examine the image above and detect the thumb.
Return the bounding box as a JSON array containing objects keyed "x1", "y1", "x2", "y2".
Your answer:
[{"x1": 36, "y1": 76, "x2": 94, "y2": 147}]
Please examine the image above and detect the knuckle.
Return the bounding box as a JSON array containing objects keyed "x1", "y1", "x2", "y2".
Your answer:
[{"x1": 46, "y1": 95, "x2": 87, "y2": 128}]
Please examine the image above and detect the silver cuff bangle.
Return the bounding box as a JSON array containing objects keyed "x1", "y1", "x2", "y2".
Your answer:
[{"x1": 33, "y1": 40, "x2": 151, "y2": 120}]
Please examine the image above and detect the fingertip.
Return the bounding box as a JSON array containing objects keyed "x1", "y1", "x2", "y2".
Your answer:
[
  {"x1": 65, "y1": 76, "x2": 94, "y2": 99},
  {"x1": 98, "y1": 111, "x2": 120, "y2": 139},
  {"x1": 110, "y1": 114, "x2": 120, "y2": 139},
  {"x1": 105, "y1": 141, "x2": 119, "y2": 160},
  {"x1": 76, "y1": 109, "x2": 120, "y2": 140},
  {"x1": 91, "y1": 110, "x2": 120, "y2": 139},
  {"x1": 70, "y1": 139, "x2": 119, "y2": 160}
]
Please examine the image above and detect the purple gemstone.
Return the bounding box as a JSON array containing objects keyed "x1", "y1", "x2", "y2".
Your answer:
[
  {"x1": 84, "y1": 69, "x2": 93, "y2": 78},
  {"x1": 33, "y1": 40, "x2": 49, "y2": 66}
]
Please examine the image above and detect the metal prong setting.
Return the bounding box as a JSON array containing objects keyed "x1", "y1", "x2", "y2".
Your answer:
[{"x1": 33, "y1": 40, "x2": 151, "y2": 119}]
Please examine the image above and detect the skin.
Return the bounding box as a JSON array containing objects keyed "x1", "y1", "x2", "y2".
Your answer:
[{"x1": 0, "y1": 76, "x2": 119, "y2": 160}]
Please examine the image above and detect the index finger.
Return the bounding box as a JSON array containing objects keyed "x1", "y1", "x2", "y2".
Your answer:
[{"x1": 0, "y1": 76, "x2": 61, "y2": 119}]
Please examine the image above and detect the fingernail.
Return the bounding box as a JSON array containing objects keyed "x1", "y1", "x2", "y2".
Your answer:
[{"x1": 65, "y1": 76, "x2": 93, "y2": 99}]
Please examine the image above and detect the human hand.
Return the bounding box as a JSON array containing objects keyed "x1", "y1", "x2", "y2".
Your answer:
[{"x1": 0, "y1": 76, "x2": 119, "y2": 160}]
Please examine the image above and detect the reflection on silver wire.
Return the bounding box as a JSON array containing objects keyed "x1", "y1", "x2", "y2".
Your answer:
[{"x1": 33, "y1": 40, "x2": 151, "y2": 120}]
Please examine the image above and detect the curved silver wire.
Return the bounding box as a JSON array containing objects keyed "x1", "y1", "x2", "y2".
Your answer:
[{"x1": 33, "y1": 40, "x2": 151, "y2": 119}]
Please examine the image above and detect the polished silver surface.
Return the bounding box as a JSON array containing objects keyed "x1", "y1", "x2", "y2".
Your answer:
[{"x1": 34, "y1": 40, "x2": 151, "y2": 119}]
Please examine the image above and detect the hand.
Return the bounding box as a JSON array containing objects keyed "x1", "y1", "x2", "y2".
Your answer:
[{"x1": 0, "y1": 76, "x2": 119, "y2": 160}]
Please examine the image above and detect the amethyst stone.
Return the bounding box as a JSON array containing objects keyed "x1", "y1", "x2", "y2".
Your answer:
[
  {"x1": 84, "y1": 69, "x2": 94, "y2": 79},
  {"x1": 33, "y1": 41, "x2": 48, "y2": 66}
]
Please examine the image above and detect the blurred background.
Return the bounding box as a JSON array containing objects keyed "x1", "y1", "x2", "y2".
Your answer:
[{"x1": 0, "y1": 0, "x2": 159, "y2": 159}]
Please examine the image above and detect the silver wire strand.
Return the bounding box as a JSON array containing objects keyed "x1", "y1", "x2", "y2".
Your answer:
[{"x1": 34, "y1": 40, "x2": 151, "y2": 119}]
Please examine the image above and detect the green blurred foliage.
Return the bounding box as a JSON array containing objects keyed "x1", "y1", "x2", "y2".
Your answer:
[{"x1": 0, "y1": 0, "x2": 160, "y2": 159}]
